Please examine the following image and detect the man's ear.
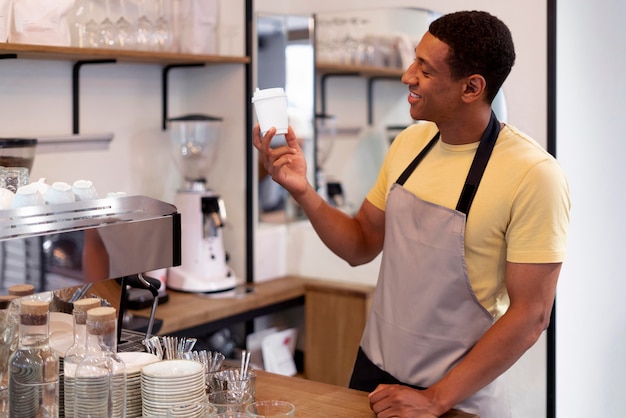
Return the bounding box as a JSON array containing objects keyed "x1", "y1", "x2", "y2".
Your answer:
[{"x1": 461, "y1": 75, "x2": 487, "y2": 103}]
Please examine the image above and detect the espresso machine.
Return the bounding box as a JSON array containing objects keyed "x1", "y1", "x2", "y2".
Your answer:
[{"x1": 166, "y1": 114, "x2": 237, "y2": 293}]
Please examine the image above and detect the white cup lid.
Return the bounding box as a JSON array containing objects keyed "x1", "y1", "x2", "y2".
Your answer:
[{"x1": 251, "y1": 87, "x2": 287, "y2": 103}]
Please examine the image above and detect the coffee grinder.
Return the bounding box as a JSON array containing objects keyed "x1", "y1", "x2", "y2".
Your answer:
[{"x1": 166, "y1": 114, "x2": 237, "y2": 292}]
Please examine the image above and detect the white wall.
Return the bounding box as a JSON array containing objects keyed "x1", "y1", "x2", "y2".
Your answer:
[{"x1": 556, "y1": 0, "x2": 626, "y2": 416}]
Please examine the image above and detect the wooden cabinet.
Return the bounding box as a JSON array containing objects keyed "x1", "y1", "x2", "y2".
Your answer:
[{"x1": 304, "y1": 279, "x2": 375, "y2": 386}]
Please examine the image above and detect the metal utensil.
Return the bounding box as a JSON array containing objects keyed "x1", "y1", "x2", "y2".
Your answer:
[{"x1": 69, "y1": 282, "x2": 93, "y2": 303}]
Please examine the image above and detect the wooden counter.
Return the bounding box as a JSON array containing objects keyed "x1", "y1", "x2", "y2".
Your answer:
[
  {"x1": 256, "y1": 370, "x2": 478, "y2": 418},
  {"x1": 130, "y1": 276, "x2": 307, "y2": 335},
  {"x1": 131, "y1": 277, "x2": 479, "y2": 417}
]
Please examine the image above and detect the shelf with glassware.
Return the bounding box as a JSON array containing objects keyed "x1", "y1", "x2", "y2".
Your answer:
[
  {"x1": 0, "y1": 42, "x2": 250, "y2": 65},
  {"x1": 316, "y1": 61, "x2": 404, "y2": 126},
  {"x1": 0, "y1": 42, "x2": 250, "y2": 150},
  {"x1": 316, "y1": 60, "x2": 404, "y2": 78}
]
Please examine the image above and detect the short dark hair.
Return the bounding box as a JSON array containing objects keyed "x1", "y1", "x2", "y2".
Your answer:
[{"x1": 429, "y1": 10, "x2": 516, "y2": 103}]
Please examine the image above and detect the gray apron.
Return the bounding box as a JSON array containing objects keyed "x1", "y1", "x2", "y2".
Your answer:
[{"x1": 350, "y1": 113, "x2": 510, "y2": 417}]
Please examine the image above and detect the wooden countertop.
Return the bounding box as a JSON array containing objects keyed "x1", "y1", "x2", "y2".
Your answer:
[
  {"x1": 132, "y1": 278, "x2": 477, "y2": 417},
  {"x1": 130, "y1": 276, "x2": 308, "y2": 335},
  {"x1": 256, "y1": 370, "x2": 478, "y2": 418},
  {"x1": 129, "y1": 276, "x2": 375, "y2": 335}
]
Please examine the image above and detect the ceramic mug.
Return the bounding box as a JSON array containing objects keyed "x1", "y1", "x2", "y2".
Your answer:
[
  {"x1": 43, "y1": 181, "x2": 76, "y2": 205},
  {"x1": 30, "y1": 178, "x2": 50, "y2": 196},
  {"x1": 72, "y1": 179, "x2": 98, "y2": 201},
  {"x1": 0, "y1": 187, "x2": 15, "y2": 210},
  {"x1": 12, "y1": 183, "x2": 44, "y2": 208}
]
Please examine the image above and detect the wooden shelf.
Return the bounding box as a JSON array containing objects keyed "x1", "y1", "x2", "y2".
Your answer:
[
  {"x1": 0, "y1": 42, "x2": 250, "y2": 65},
  {"x1": 316, "y1": 60, "x2": 404, "y2": 78}
]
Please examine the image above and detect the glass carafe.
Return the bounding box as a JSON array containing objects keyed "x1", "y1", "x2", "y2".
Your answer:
[
  {"x1": 8, "y1": 300, "x2": 59, "y2": 418},
  {"x1": 63, "y1": 298, "x2": 102, "y2": 418},
  {"x1": 74, "y1": 307, "x2": 126, "y2": 418}
]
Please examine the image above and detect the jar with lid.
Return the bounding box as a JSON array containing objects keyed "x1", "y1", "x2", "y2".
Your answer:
[
  {"x1": 8, "y1": 300, "x2": 59, "y2": 418},
  {"x1": 62, "y1": 298, "x2": 102, "y2": 418},
  {"x1": 5, "y1": 284, "x2": 36, "y2": 332},
  {"x1": 74, "y1": 307, "x2": 126, "y2": 418}
]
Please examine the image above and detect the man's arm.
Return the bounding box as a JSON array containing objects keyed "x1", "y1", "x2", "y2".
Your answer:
[
  {"x1": 369, "y1": 261, "x2": 561, "y2": 417},
  {"x1": 253, "y1": 124, "x2": 386, "y2": 265}
]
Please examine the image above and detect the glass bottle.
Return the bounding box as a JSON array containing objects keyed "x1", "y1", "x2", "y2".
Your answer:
[
  {"x1": 74, "y1": 307, "x2": 126, "y2": 418},
  {"x1": 0, "y1": 295, "x2": 18, "y2": 418},
  {"x1": 62, "y1": 298, "x2": 102, "y2": 418},
  {"x1": 8, "y1": 300, "x2": 59, "y2": 418}
]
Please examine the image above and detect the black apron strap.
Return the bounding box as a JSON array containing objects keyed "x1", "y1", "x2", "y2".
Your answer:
[
  {"x1": 396, "y1": 132, "x2": 440, "y2": 186},
  {"x1": 455, "y1": 111, "x2": 500, "y2": 215},
  {"x1": 395, "y1": 112, "x2": 500, "y2": 215}
]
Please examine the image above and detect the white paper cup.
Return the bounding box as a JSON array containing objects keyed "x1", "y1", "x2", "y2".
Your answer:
[{"x1": 251, "y1": 87, "x2": 289, "y2": 135}]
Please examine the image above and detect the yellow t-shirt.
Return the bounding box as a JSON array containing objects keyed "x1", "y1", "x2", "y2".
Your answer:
[{"x1": 366, "y1": 122, "x2": 570, "y2": 318}]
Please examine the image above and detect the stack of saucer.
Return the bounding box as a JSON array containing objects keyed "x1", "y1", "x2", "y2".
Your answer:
[
  {"x1": 74, "y1": 365, "x2": 111, "y2": 417},
  {"x1": 141, "y1": 359, "x2": 206, "y2": 417},
  {"x1": 118, "y1": 352, "x2": 160, "y2": 417}
]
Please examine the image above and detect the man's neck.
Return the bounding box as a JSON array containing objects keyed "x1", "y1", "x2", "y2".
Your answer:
[{"x1": 437, "y1": 108, "x2": 493, "y2": 145}]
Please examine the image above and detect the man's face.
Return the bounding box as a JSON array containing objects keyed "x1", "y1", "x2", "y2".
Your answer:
[{"x1": 401, "y1": 32, "x2": 465, "y2": 124}]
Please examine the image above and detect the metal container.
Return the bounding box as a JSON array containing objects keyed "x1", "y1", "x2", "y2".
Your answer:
[
  {"x1": 0, "y1": 138, "x2": 37, "y2": 171},
  {"x1": 0, "y1": 195, "x2": 181, "y2": 294}
]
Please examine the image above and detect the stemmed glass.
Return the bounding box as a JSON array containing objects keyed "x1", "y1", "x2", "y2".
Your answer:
[
  {"x1": 99, "y1": 0, "x2": 116, "y2": 48},
  {"x1": 83, "y1": 0, "x2": 101, "y2": 48},
  {"x1": 115, "y1": 0, "x2": 135, "y2": 49},
  {"x1": 135, "y1": 0, "x2": 155, "y2": 50},
  {"x1": 153, "y1": 0, "x2": 173, "y2": 52}
]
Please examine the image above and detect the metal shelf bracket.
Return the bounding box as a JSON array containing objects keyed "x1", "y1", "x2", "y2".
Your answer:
[
  {"x1": 72, "y1": 59, "x2": 117, "y2": 134},
  {"x1": 162, "y1": 63, "x2": 206, "y2": 130},
  {"x1": 320, "y1": 72, "x2": 399, "y2": 126}
]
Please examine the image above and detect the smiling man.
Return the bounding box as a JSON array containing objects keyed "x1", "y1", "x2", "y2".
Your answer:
[{"x1": 253, "y1": 10, "x2": 570, "y2": 418}]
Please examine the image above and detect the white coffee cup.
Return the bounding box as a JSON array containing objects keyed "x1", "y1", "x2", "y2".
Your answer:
[
  {"x1": 43, "y1": 181, "x2": 76, "y2": 205},
  {"x1": 31, "y1": 178, "x2": 50, "y2": 196},
  {"x1": 12, "y1": 183, "x2": 44, "y2": 208},
  {"x1": 72, "y1": 179, "x2": 98, "y2": 201},
  {"x1": 251, "y1": 87, "x2": 289, "y2": 136},
  {"x1": 0, "y1": 187, "x2": 15, "y2": 210}
]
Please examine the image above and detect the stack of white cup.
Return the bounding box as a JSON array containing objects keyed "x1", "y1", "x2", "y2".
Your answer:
[{"x1": 6, "y1": 179, "x2": 99, "y2": 209}]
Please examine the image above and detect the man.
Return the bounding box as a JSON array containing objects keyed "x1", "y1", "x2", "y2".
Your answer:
[{"x1": 253, "y1": 10, "x2": 570, "y2": 418}]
